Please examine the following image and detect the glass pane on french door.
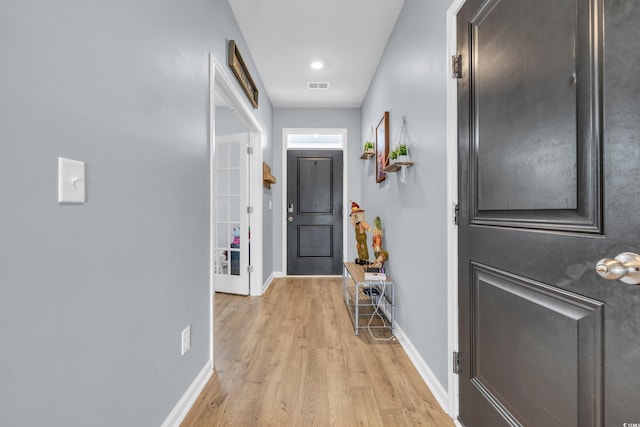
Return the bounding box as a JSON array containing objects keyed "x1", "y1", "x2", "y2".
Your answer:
[{"x1": 215, "y1": 142, "x2": 242, "y2": 276}]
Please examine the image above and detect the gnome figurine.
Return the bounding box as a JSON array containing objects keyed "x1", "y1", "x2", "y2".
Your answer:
[
  {"x1": 349, "y1": 201, "x2": 372, "y2": 265},
  {"x1": 371, "y1": 216, "x2": 389, "y2": 268}
]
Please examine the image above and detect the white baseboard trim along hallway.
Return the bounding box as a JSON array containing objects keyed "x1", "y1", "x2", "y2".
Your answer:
[
  {"x1": 394, "y1": 323, "x2": 450, "y2": 415},
  {"x1": 161, "y1": 361, "x2": 213, "y2": 427}
]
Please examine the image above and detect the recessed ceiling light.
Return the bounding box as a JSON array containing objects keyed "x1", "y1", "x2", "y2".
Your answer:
[{"x1": 310, "y1": 61, "x2": 323, "y2": 70}]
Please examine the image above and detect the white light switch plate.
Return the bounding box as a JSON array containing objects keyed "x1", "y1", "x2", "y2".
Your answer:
[
  {"x1": 181, "y1": 325, "x2": 191, "y2": 356},
  {"x1": 58, "y1": 157, "x2": 85, "y2": 203}
]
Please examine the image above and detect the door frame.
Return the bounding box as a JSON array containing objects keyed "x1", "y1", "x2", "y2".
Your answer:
[
  {"x1": 446, "y1": 0, "x2": 466, "y2": 422},
  {"x1": 281, "y1": 128, "x2": 348, "y2": 276},
  {"x1": 209, "y1": 54, "x2": 264, "y2": 365}
]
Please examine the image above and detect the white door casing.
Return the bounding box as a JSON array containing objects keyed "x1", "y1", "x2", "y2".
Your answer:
[{"x1": 209, "y1": 54, "x2": 264, "y2": 367}]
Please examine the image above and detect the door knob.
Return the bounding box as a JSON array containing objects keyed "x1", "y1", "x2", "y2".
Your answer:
[
  {"x1": 595, "y1": 252, "x2": 640, "y2": 285},
  {"x1": 288, "y1": 216, "x2": 293, "y2": 222}
]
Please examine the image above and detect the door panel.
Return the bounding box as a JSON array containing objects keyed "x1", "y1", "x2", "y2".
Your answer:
[
  {"x1": 466, "y1": 0, "x2": 601, "y2": 233},
  {"x1": 469, "y1": 264, "x2": 603, "y2": 426},
  {"x1": 299, "y1": 157, "x2": 333, "y2": 213},
  {"x1": 214, "y1": 133, "x2": 249, "y2": 295},
  {"x1": 298, "y1": 225, "x2": 333, "y2": 258},
  {"x1": 473, "y1": 0, "x2": 578, "y2": 211},
  {"x1": 287, "y1": 150, "x2": 343, "y2": 275},
  {"x1": 458, "y1": 0, "x2": 640, "y2": 426}
]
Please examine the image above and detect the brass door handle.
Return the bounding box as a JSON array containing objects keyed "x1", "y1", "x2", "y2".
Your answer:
[{"x1": 595, "y1": 252, "x2": 640, "y2": 285}]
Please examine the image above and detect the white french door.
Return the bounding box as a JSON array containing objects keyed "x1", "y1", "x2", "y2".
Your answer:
[{"x1": 214, "y1": 133, "x2": 249, "y2": 295}]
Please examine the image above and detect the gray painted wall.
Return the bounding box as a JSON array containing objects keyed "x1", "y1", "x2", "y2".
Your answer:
[
  {"x1": 0, "y1": 0, "x2": 271, "y2": 425},
  {"x1": 271, "y1": 108, "x2": 362, "y2": 273},
  {"x1": 215, "y1": 107, "x2": 252, "y2": 136},
  {"x1": 360, "y1": 0, "x2": 451, "y2": 388},
  {"x1": 262, "y1": 114, "x2": 275, "y2": 287}
]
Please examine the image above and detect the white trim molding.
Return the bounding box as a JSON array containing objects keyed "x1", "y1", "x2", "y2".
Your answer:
[
  {"x1": 263, "y1": 272, "x2": 275, "y2": 293},
  {"x1": 161, "y1": 361, "x2": 213, "y2": 427},
  {"x1": 446, "y1": 0, "x2": 467, "y2": 420},
  {"x1": 208, "y1": 51, "x2": 266, "y2": 380},
  {"x1": 211, "y1": 55, "x2": 265, "y2": 298},
  {"x1": 394, "y1": 323, "x2": 449, "y2": 415}
]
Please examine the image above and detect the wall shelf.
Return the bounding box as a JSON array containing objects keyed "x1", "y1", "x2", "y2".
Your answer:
[
  {"x1": 263, "y1": 162, "x2": 276, "y2": 189},
  {"x1": 360, "y1": 150, "x2": 375, "y2": 160},
  {"x1": 382, "y1": 162, "x2": 414, "y2": 172}
]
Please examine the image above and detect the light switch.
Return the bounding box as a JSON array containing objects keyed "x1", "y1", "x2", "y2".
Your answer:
[{"x1": 58, "y1": 157, "x2": 85, "y2": 203}]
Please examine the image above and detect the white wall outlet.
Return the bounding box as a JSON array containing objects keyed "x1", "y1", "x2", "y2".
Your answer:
[
  {"x1": 181, "y1": 325, "x2": 191, "y2": 356},
  {"x1": 58, "y1": 157, "x2": 85, "y2": 203}
]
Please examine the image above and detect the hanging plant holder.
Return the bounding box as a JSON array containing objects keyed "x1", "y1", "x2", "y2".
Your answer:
[
  {"x1": 395, "y1": 115, "x2": 412, "y2": 164},
  {"x1": 360, "y1": 125, "x2": 376, "y2": 159},
  {"x1": 383, "y1": 115, "x2": 414, "y2": 181}
]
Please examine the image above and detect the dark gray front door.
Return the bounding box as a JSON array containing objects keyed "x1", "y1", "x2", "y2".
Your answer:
[
  {"x1": 287, "y1": 150, "x2": 343, "y2": 275},
  {"x1": 457, "y1": 0, "x2": 640, "y2": 426}
]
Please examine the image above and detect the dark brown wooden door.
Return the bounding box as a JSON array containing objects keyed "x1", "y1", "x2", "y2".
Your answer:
[
  {"x1": 457, "y1": 0, "x2": 640, "y2": 426},
  {"x1": 287, "y1": 150, "x2": 343, "y2": 275}
]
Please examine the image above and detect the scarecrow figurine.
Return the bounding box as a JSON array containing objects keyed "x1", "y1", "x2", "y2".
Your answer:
[
  {"x1": 371, "y1": 216, "x2": 389, "y2": 268},
  {"x1": 349, "y1": 201, "x2": 371, "y2": 264}
]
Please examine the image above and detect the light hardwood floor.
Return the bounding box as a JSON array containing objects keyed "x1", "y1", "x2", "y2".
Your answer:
[{"x1": 182, "y1": 277, "x2": 454, "y2": 426}]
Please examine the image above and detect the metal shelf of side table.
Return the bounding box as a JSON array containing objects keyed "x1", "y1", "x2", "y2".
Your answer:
[{"x1": 343, "y1": 262, "x2": 395, "y2": 337}]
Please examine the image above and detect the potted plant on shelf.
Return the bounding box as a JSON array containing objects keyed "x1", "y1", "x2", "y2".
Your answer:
[
  {"x1": 389, "y1": 147, "x2": 399, "y2": 163},
  {"x1": 363, "y1": 141, "x2": 374, "y2": 154},
  {"x1": 397, "y1": 143, "x2": 409, "y2": 163}
]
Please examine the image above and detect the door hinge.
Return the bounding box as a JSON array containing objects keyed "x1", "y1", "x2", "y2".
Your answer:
[
  {"x1": 247, "y1": 265, "x2": 253, "y2": 274},
  {"x1": 453, "y1": 203, "x2": 460, "y2": 225},
  {"x1": 247, "y1": 146, "x2": 254, "y2": 155},
  {"x1": 247, "y1": 206, "x2": 253, "y2": 214},
  {"x1": 453, "y1": 351, "x2": 461, "y2": 374},
  {"x1": 451, "y1": 55, "x2": 462, "y2": 79}
]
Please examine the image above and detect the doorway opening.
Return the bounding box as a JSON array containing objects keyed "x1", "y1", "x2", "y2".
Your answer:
[
  {"x1": 281, "y1": 128, "x2": 348, "y2": 276},
  {"x1": 209, "y1": 55, "x2": 264, "y2": 368}
]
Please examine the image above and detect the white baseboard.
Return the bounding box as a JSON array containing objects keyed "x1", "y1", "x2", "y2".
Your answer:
[
  {"x1": 263, "y1": 272, "x2": 275, "y2": 293},
  {"x1": 394, "y1": 323, "x2": 450, "y2": 416},
  {"x1": 262, "y1": 271, "x2": 289, "y2": 293},
  {"x1": 262, "y1": 271, "x2": 285, "y2": 293},
  {"x1": 161, "y1": 360, "x2": 213, "y2": 427}
]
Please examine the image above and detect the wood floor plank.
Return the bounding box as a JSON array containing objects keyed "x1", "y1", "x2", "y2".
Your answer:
[{"x1": 182, "y1": 277, "x2": 454, "y2": 426}]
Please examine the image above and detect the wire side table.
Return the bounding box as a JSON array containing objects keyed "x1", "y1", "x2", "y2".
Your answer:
[{"x1": 343, "y1": 262, "x2": 395, "y2": 336}]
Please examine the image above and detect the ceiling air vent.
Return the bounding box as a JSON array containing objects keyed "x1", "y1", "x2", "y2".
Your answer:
[{"x1": 307, "y1": 82, "x2": 330, "y2": 90}]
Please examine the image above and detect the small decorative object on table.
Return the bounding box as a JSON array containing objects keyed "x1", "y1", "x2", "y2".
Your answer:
[
  {"x1": 364, "y1": 266, "x2": 386, "y2": 281},
  {"x1": 371, "y1": 216, "x2": 389, "y2": 268},
  {"x1": 349, "y1": 201, "x2": 372, "y2": 265}
]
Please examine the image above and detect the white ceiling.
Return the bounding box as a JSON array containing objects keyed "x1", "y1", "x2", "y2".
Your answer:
[{"x1": 228, "y1": 0, "x2": 405, "y2": 108}]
